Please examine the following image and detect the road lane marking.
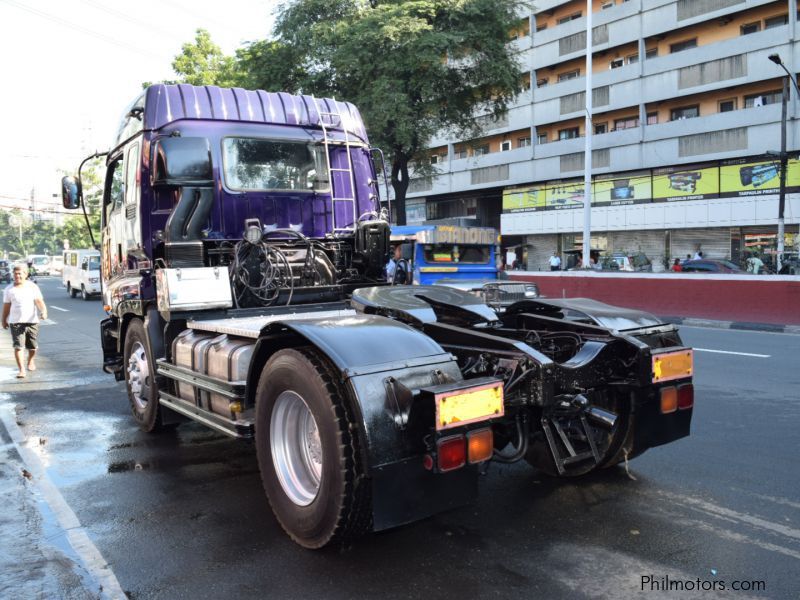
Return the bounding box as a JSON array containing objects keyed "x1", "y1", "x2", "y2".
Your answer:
[
  {"x1": 49, "y1": 306, "x2": 69, "y2": 312},
  {"x1": 0, "y1": 402, "x2": 126, "y2": 600},
  {"x1": 694, "y1": 348, "x2": 770, "y2": 358}
]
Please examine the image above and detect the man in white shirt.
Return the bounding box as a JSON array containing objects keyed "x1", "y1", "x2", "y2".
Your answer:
[
  {"x1": 2, "y1": 266, "x2": 47, "y2": 378},
  {"x1": 549, "y1": 251, "x2": 561, "y2": 271}
]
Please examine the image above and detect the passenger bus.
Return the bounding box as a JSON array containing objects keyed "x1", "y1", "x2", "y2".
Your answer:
[{"x1": 390, "y1": 225, "x2": 499, "y2": 285}]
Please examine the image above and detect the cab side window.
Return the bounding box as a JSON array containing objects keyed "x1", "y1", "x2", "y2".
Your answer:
[
  {"x1": 104, "y1": 157, "x2": 125, "y2": 224},
  {"x1": 125, "y1": 143, "x2": 140, "y2": 205}
]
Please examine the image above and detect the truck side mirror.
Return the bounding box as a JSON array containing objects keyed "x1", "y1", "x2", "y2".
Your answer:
[
  {"x1": 61, "y1": 176, "x2": 81, "y2": 209},
  {"x1": 152, "y1": 137, "x2": 213, "y2": 186}
]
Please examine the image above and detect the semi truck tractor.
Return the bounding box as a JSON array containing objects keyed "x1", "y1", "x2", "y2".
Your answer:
[{"x1": 62, "y1": 84, "x2": 694, "y2": 549}]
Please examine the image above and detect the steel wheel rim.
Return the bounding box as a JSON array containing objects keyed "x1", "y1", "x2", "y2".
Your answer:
[
  {"x1": 271, "y1": 390, "x2": 322, "y2": 506},
  {"x1": 127, "y1": 341, "x2": 150, "y2": 410}
]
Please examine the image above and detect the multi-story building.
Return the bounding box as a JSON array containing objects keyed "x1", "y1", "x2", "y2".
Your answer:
[{"x1": 407, "y1": 0, "x2": 800, "y2": 271}]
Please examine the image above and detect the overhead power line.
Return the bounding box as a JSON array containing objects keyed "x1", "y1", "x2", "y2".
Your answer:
[
  {"x1": 2, "y1": 0, "x2": 166, "y2": 60},
  {"x1": 77, "y1": 0, "x2": 190, "y2": 47}
]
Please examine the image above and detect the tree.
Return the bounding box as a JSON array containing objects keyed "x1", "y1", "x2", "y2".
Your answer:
[
  {"x1": 242, "y1": 0, "x2": 527, "y2": 224},
  {"x1": 171, "y1": 29, "x2": 243, "y2": 87}
]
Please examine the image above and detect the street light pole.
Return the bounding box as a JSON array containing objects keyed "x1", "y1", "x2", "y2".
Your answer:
[
  {"x1": 778, "y1": 76, "x2": 788, "y2": 273},
  {"x1": 768, "y1": 54, "x2": 800, "y2": 272}
]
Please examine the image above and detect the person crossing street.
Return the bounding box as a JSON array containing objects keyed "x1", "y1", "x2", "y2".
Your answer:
[{"x1": 2, "y1": 265, "x2": 48, "y2": 378}]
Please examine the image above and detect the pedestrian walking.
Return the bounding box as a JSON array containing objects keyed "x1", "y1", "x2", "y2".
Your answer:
[
  {"x1": 549, "y1": 251, "x2": 561, "y2": 271},
  {"x1": 2, "y1": 265, "x2": 47, "y2": 378}
]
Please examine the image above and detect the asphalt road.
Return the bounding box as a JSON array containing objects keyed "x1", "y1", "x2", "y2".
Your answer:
[{"x1": 1, "y1": 277, "x2": 798, "y2": 599}]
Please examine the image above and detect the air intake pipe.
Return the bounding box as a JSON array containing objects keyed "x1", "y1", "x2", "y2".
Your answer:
[{"x1": 152, "y1": 137, "x2": 214, "y2": 267}]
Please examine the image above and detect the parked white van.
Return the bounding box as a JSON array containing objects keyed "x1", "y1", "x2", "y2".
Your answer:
[{"x1": 62, "y1": 249, "x2": 101, "y2": 300}]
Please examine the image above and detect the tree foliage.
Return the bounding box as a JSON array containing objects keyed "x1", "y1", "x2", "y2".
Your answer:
[{"x1": 171, "y1": 29, "x2": 243, "y2": 87}]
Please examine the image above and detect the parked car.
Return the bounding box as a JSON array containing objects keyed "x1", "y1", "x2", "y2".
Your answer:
[
  {"x1": 0, "y1": 260, "x2": 11, "y2": 284},
  {"x1": 681, "y1": 259, "x2": 745, "y2": 274},
  {"x1": 777, "y1": 252, "x2": 800, "y2": 275},
  {"x1": 435, "y1": 279, "x2": 541, "y2": 311},
  {"x1": 601, "y1": 252, "x2": 653, "y2": 272}
]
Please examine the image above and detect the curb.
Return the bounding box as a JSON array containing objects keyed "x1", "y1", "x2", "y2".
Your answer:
[{"x1": 662, "y1": 316, "x2": 800, "y2": 334}]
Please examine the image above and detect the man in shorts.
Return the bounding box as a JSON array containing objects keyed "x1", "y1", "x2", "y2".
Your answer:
[{"x1": 2, "y1": 265, "x2": 47, "y2": 378}]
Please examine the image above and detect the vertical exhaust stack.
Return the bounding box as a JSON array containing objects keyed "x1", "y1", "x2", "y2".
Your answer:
[{"x1": 152, "y1": 137, "x2": 214, "y2": 267}]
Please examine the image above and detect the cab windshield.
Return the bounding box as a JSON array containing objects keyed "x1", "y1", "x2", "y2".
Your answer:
[{"x1": 222, "y1": 138, "x2": 326, "y2": 192}]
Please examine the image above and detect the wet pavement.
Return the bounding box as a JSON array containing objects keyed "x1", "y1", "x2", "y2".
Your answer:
[{"x1": 1, "y1": 279, "x2": 798, "y2": 599}]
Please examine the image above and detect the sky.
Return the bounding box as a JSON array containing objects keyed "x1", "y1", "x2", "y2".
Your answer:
[{"x1": 0, "y1": 0, "x2": 279, "y2": 215}]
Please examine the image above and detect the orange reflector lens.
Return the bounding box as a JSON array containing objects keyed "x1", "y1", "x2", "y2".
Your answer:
[
  {"x1": 467, "y1": 428, "x2": 493, "y2": 464},
  {"x1": 677, "y1": 383, "x2": 694, "y2": 410},
  {"x1": 660, "y1": 386, "x2": 678, "y2": 414},
  {"x1": 437, "y1": 435, "x2": 466, "y2": 472},
  {"x1": 652, "y1": 349, "x2": 693, "y2": 383}
]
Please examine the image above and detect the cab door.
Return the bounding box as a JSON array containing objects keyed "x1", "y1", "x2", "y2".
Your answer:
[
  {"x1": 101, "y1": 153, "x2": 125, "y2": 298},
  {"x1": 101, "y1": 141, "x2": 142, "y2": 307}
]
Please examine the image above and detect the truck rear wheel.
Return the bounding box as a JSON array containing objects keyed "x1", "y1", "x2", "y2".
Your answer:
[
  {"x1": 526, "y1": 390, "x2": 632, "y2": 477},
  {"x1": 255, "y1": 348, "x2": 370, "y2": 549},
  {"x1": 123, "y1": 319, "x2": 164, "y2": 433}
]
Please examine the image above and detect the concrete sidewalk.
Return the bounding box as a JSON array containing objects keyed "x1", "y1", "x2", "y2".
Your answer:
[{"x1": 0, "y1": 323, "x2": 122, "y2": 600}]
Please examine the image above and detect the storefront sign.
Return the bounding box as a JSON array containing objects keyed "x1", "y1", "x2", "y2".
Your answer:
[
  {"x1": 500, "y1": 154, "x2": 799, "y2": 214},
  {"x1": 546, "y1": 180, "x2": 585, "y2": 210},
  {"x1": 720, "y1": 157, "x2": 800, "y2": 197},
  {"x1": 502, "y1": 184, "x2": 546, "y2": 212},
  {"x1": 592, "y1": 172, "x2": 652, "y2": 206},
  {"x1": 652, "y1": 162, "x2": 719, "y2": 202}
]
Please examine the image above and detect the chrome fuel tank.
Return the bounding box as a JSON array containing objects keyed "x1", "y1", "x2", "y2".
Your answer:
[
  {"x1": 206, "y1": 336, "x2": 255, "y2": 416},
  {"x1": 171, "y1": 330, "x2": 216, "y2": 403}
]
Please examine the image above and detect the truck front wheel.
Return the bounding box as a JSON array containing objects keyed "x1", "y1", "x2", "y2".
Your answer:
[
  {"x1": 255, "y1": 348, "x2": 370, "y2": 549},
  {"x1": 123, "y1": 319, "x2": 163, "y2": 433}
]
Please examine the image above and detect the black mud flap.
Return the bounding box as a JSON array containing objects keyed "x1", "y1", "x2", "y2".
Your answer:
[
  {"x1": 632, "y1": 389, "x2": 692, "y2": 452},
  {"x1": 100, "y1": 318, "x2": 123, "y2": 380},
  {"x1": 371, "y1": 458, "x2": 478, "y2": 531}
]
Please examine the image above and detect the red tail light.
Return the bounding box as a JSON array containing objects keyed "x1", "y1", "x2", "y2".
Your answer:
[
  {"x1": 677, "y1": 383, "x2": 694, "y2": 410},
  {"x1": 437, "y1": 435, "x2": 466, "y2": 472}
]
